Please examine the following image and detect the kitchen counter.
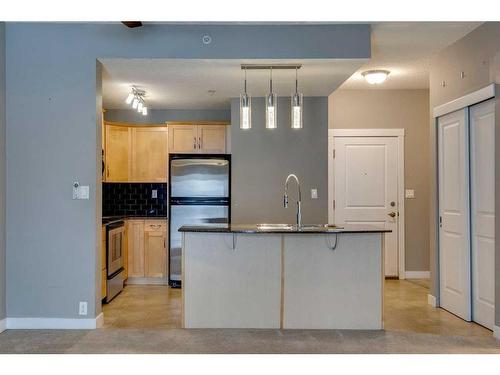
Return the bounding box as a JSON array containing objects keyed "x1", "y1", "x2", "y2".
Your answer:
[
  {"x1": 179, "y1": 223, "x2": 390, "y2": 234},
  {"x1": 182, "y1": 224, "x2": 386, "y2": 330}
]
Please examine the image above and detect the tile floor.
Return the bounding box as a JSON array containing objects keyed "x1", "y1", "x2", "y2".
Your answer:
[{"x1": 0, "y1": 279, "x2": 498, "y2": 353}]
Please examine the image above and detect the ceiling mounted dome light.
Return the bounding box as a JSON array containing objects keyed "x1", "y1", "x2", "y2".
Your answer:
[{"x1": 362, "y1": 70, "x2": 390, "y2": 85}]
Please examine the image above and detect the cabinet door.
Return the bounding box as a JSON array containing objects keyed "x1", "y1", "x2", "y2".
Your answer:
[
  {"x1": 168, "y1": 125, "x2": 197, "y2": 153},
  {"x1": 145, "y1": 230, "x2": 167, "y2": 278},
  {"x1": 131, "y1": 127, "x2": 168, "y2": 182},
  {"x1": 127, "y1": 220, "x2": 145, "y2": 278},
  {"x1": 105, "y1": 125, "x2": 130, "y2": 181},
  {"x1": 198, "y1": 125, "x2": 226, "y2": 154}
]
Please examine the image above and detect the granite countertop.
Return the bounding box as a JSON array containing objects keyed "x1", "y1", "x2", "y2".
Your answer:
[
  {"x1": 178, "y1": 223, "x2": 391, "y2": 234},
  {"x1": 102, "y1": 215, "x2": 168, "y2": 225}
]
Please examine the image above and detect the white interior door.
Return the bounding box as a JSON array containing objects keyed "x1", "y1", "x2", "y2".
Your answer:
[
  {"x1": 438, "y1": 108, "x2": 471, "y2": 321},
  {"x1": 334, "y1": 136, "x2": 399, "y2": 277},
  {"x1": 470, "y1": 99, "x2": 495, "y2": 330}
]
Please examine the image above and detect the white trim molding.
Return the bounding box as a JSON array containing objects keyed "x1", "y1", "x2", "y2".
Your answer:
[
  {"x1": 433, "y1": 83, "x2": 495, "y2": 118},
  {"x1": 428, "y1": 294, "x2": 437, "y2": 308},
  {"x1": 0, "y1": 318, "x2": 6, "y2": 334},
  {"x1": 6, "y1": 313, "x2": 104, "y2": 330},
  {"x1": 330, "y1": 128, "x2": 405, "y2": 137},
  {"x1": 328, "y1": 128, "x2": 406, "y2": 279},
  {"x1": 494, "y1": 325, "x2": 500, "y2": 340},
  {"x1": 405, "y1": 271, "x2": 430, "y2": 279}
]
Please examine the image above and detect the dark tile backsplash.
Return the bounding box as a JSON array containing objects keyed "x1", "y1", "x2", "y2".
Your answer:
[{"x1": 103, "y1": 183, "x2": 167, "y2": 217}]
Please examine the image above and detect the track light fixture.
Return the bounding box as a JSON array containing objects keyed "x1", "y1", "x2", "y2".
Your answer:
[{"x1": 125, "y1": 87, "x2": 148, "y2": 116}]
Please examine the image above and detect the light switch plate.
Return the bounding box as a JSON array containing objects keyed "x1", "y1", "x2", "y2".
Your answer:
[
  {"x1": 311, "y1": 189, "x2": 318, "y2": 199},
  {"x1": 152, "y1": 189, "x2": 158, "y2": 199},
  {"x1": 405, "y1": 189, "x2": 415, "y2": 199}
]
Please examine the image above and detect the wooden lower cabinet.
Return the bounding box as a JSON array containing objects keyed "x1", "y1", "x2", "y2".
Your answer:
[{"x1": 128, "y1": 219, "x2": 168, "y2": 282}]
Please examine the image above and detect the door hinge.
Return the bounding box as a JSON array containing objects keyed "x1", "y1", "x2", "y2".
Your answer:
[
  {"x1": 333, "y1": 149, "x2": 336, "y2": 158},
  {"x1": 439, "y1": 216, "x2": 442, "y2": 227},
  {"x1": 333, "y1": 200, "x2": 336, "y2": 210}
]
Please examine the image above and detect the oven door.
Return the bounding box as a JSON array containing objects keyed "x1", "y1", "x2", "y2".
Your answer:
[{"x1": 107, "y1": 224, "x2": 124, "y2": 277}]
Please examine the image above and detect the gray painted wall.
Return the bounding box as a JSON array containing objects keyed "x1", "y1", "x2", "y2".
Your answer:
[
  {"x1": 231, "y1": 97, "x2": 328, "y2": 224},
  {"x1": 104, "y1": 108, "x2": 230, "y2": 124},
  {"x1": 0, "y1": 23, "x2": 6, "y2": 321},
  {"x1": 329, "y1": 89, "x2": 430, "y2": 272},
  {"x1": 5, "y1": 23, "x2": 369, "y2": 320},
  {"x1": 428, "y1": 22, "x2": 500, "y2": 327}
]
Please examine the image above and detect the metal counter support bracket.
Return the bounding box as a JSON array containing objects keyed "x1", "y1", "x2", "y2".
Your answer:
[{"x1": 326, "y1": 233, "x2": 338, "y2": 250}]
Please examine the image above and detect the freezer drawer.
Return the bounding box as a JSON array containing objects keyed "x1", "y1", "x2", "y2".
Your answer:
[{"x1": 169, "y1": 204, "x2": 229, "y2": 283}]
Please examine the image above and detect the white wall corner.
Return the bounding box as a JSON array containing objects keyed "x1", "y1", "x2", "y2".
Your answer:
[
  {"x1": 405, "y1": 271, "x2": 430, "y2": 279},
  {"x1": 494, "y1": 325, "x2": 500, "y2": 340},
  {"x1": 6, "y1": 314, "x2": 103, "y2": 330},
  {"x1": 0, "y1": 318, "x2": 6, "y2": 334},
  {"x1": 427, "y1": 294, "x2": 437, "y2": 308}
]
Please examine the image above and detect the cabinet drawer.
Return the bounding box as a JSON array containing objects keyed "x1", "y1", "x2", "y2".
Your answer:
[{"x1": 144, "y1": 220, "x2": 167, "y2": 232}]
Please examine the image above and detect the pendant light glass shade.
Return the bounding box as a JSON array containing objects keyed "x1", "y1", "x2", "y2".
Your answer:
[
  {"x1": 266, "y1": 68, "x2": 277, "y2": 129},
  {"x1": 239, "y1": 68, "x2": 252, "y2": 129},
  {"x1": 137, "y1": 102, "x2": 143, "y2": 112},
  {"x1": 132, "y1": 98, "x2": 139, "y2": 109},
  {"x1": 240, "y1": 93, "x2": 252, "y2": 130},
  {"x1": 142, "y1": 106, "x2": 148, "y2": 116},
  {"x1": 266, "y1": 92, "x2": 277, "y2": 129},
  {"x1": 291, "y1": 92, "x2": 303, "y2": 129},
  {"x1": 291, "y1": 67, "x2": 303, "y2": 129}
]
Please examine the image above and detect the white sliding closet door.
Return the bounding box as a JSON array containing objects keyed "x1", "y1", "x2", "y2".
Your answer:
[
  {"x1": 438, "y1": 108, "x2": 471, "y2": 321},
  {"x1": 470, "y1": 99, "x2": 495, "y2": 330}
]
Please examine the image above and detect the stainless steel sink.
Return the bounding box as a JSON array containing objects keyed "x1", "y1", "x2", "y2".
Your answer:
[
  {"x1": 257, "y1": 223, "x2": 295, "y2": 230},
  {"x1": 298, "y1": 224, "x2": 344, "y2": 230}
]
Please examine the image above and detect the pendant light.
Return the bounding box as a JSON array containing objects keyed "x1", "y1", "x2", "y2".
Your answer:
[
  {"x1": 266, "y1": 67, "x2": 277, "y2": 129},
  {"x1": 291, "y1": 67, "x2": 303, "y2": 129},
  {"x1": 240, "y1": 67, "x2": 252, "y2": 130}
]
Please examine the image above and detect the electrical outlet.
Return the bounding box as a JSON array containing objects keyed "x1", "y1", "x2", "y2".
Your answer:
[
  {"x1": 152, "y1": 189, "x2": 157, "y2": 199},
  {"x1": 311, "y1": 189, "x2": 318, "y2": 199},
  {"x1": 405, "y1": 189, "x2": 415, "y2": 199},
  {"x1": 79, "y1": 301, "x2": 88, "y2": 316}
]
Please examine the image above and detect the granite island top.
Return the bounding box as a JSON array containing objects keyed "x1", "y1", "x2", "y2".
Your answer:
[{"x1": 178, "y1": 223, "x2": 391, "y2": 234}]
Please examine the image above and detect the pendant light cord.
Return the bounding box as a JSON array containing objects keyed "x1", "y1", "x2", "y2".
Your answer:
[
  {"x1": 270, "y1": 67, "x2": 273, "y2": 93},
  {"x1": 295, "y1": 67, "x2": 298, "y2": 94},
  {"x1": 244, "y1": 67, "x2": 247, "y2": 94}
]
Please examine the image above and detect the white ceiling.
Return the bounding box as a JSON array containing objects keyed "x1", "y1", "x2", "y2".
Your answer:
[
  {"x1": 340, "y1": 22, "x2": 482, "y2": 90},
  {"x1": 102, "y1": 59, "x2": 366, "y2": 110},
  {"x1": 102, "y1": 22, "x2": 483, "y2": 109}
]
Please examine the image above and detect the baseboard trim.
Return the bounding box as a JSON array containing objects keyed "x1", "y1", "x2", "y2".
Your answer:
[
  {"x1": 126, "y1": 277, "x2": 168, "y2": 285},
  {"x1": 494, "y1": 325, "x2": 500, "y2": 340},
  {"x1": 427, "y1": 294, "x2": 437, "y2": 307},
  {"x1": 0, "y1": 318, "x2": 6, "y2": 333},
  {"x1": 6, "y1": 315, "x2": 102, "y2": 330},
  {"x1": 405, "y1": 271, "x2": 430, "y2": 279}
]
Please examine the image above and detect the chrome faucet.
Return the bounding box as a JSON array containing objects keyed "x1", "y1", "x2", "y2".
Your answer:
[{"x1": 283, "y1": 174, "x2": 302, "y2": 227}]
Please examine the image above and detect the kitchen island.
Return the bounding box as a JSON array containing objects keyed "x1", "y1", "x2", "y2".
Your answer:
[{"x1": 179, "y1": 224, "x2": 390, "y2": 330}]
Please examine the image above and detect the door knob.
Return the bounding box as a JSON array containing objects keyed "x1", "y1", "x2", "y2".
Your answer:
[{"x1": 388, "y1": 212, "x2": 397, "y2": 218}]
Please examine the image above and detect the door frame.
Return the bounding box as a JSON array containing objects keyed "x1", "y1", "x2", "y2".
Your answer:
[{"x1": 328, "y1": 128, "x2": 406, "y2": 279}]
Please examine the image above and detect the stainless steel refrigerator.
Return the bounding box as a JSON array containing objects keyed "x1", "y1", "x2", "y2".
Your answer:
[{"x1": 168, "y1": 154, "x2": 231, "y2": 288}]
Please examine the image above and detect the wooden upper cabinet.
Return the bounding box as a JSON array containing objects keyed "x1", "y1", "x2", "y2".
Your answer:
[
  {"x1": 130, "y1": 127, "x2": 168, "y2": 182},
  {"x1": 168, "y1": 124, "x2": 197, "y2": 153},
  {"x1": 105, "y1": 125, "x2": 130, "y2": 182},
  {"x1": 198, "y1": 125, "x2": 226, "y2": 154},
  {"x1": 168, "y1": 123, "x2": 227, "y2": 154}
]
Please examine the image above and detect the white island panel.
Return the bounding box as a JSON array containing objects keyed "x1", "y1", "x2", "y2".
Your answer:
[
  {"x1": 183, "y1": 233, "x2": 282, "y2": 328},
  {"x1": 283, "y1": 233, "x2": 383, "y2": 329}
]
